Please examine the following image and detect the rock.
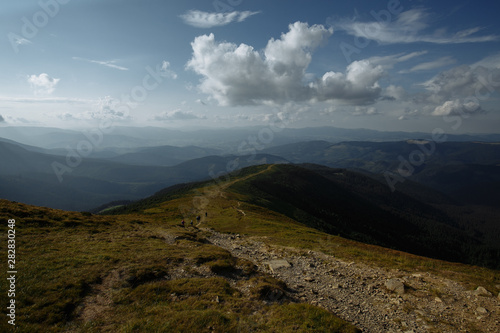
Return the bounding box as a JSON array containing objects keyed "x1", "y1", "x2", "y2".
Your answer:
[
  {"x1": 385, "y1": 278, "x2": 405, "y2": 294},
  {"x1": 266, "y1": 260, "x2": 291, "y2": 273},
  {"x1": 331, "y1": 283, "x2": 341, "y2": 289},
  {"x1": 476, "y1": 307, "x2": 488, "y2": 315},
  {"x1": 304, "y1": 277, "x2": 315, "y2": 282},
  {"x1": 474, "y1": 286, "x2": 492, "y2": 297},
  {"x1": 434, "y1": 297, "x2": 443, "y2": 303}
]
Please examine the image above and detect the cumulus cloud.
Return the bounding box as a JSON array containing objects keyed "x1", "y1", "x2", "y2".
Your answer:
[
  {"x1": 180, "y1": 10, "x2": 260, "y2": 28},
  {"x1": 186, "y1": 22, "x2": 331, "y2": 105},
  {"x1": 431, "y1": 99, "x2": 485, "y2": 116},
  {"x1": 382, "y1": 85, "x2": 407, "y2": 101},
  {"x1": 337, "y1": 8, "x2": 499, "y2": 44},
  {"x1": 152, "y1": 109, "x2": 205, "y2": 121},
  {"x1": 72, "y1": 57, "x2": 129, "y2": 71},
  {"x1": 187, "y1": 22, "x2": 387, "y2": 106},
  {"x1": 27, "y1": 73, "x2": 60, "y2": 95},
  {"x1": 312, "y1": 60, "x2": 384, "y2": 105}
]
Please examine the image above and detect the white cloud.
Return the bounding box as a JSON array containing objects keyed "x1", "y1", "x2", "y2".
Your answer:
[
  {"x1": 0, "y1": 96, "x2": 89, "y2": 104},
  {"x1": 180, "y1": 10, "x2": 260, "y2": 28},
  {"x1": 352, "y1": 106, "x2": 380, "y2": 116},
  {"x1": 383, "y1": 85, "x2": 407, "y2": 101},
  {"x1": 320, "y1": 105, "x2": 337, "y2": 115},
  {"x1": 13, "y1": 36, "x2": 32, "y2": 46},
  {"x1": 398, "y1": 108, "x2": 420, "y2": 120},
  {"x1": 421, "y1": 64, "x2": 500, "y2": 104},
  {"x1": 432, "y1": 99, "x2": 485, "y2": 116},
  {"x1": 187, "y1": 22, "x2": 387, "y2": 106},
  {"x1": 0, "y1": 114, "x2": 5, "y2": 122},
  {"x1": 159, "y1": 61, "x2": 177, "y2": 79},
  {"x1": 337, "y1": 8, "x2": 499, "y2": 44},
  {"x1": 312, "y1": 59, "x2": 384, "y2": 105},
  {"x1": 59, "y1": 96, "x2": 132, "y2": 121},
  {"x1": 472, "y1": 53, "x2": 500, "y2": 69},
  {"x1": 152, "y1": 109, "x2": 205, "y2": 121},
  {"x1": 27, "y1": 73, "x2": 60, "y2": 95},
  {"x1": 367, "y1": 51, "x2": 427, "y2": 69},
  {"x1": 402, "y1": 56, "x2": 456, "y2": 73},
  {"x1": 73, "y1": 57, "x2": 129, "y2": 71}
]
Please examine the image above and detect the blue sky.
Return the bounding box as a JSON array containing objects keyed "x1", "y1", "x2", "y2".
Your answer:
[{"x1": 1, "y1": 0, "x2": 500, "y2": 133}]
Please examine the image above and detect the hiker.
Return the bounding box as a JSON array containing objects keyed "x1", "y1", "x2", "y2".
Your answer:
[
  {"x1": 190, "y1": 220, "x2": 193, "y2": 226},
  {"x1": 196, "y1": 215, "x2": 201, "y2": 224},
  {"x1": 181, "y1": 219, "x2": 185, "y2": 227},
  {"x1": 205, "y1": 212, "x2": 208, "y2": 217}
]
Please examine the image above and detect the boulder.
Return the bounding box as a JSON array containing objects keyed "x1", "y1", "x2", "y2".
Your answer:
[
  {"x1": 266, "y1": 260, "x2": 291, "y2": 273},
  {"x1": 385, "y1": 278, "x2": 405, "y2": 294},
  {"x1": 474, "y1": 286, "x2": 492, "y2": 297},
  {"x1": 476, "y1": 307, "x2": 488, "y2": 315}
]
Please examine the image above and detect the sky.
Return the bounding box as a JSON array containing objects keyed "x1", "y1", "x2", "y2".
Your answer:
[{"x1": 1, "y1": 0, "x2": 500, "y2": 133}]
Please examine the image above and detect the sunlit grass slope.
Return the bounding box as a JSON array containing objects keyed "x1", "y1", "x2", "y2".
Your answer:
[{"x1": 0, "y1": 197, "x2": 358, "y2": 333}]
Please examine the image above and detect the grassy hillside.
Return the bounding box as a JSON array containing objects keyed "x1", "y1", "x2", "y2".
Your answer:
[
  {"x1": 261, "y1": 140, "x2": 500, "y2": 206},
  {"x1": 105, "y1": 164, "x2": 499, "y2": 288},
  {"x1": 226, "y1": 164, "x2": 499, "y2": 269},
  {"x1": 1, "y1": 164, "x2": 499, "y2": 332},
  {"x1": 0, "y1": 199, "x2": 359, "y2": 332}
]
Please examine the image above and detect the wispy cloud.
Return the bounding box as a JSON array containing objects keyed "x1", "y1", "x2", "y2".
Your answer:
[
  {"x1": 27, "y1": 73, "x2": 60, "y2": 95},
  {"x1": 0, "y1": 96, "x2": 90, "y2": 104},
  {"x1": 159, "y1": 61, "x2": 177, "y2": 79},
  {"x1": 72, "y1": 57, "x2": 129, "y2": 71},
  {"x1": 337, "y1": 8, "x2": 500, "y2": 44},
  {"x1": 400, "y1": 56, "x2": 456, "y2": 73},
  {"x1": 12, "y1": 36, "x2": 32, "y2": 46},
  {"x1": 367, "y1": 51, "x2": 428, "y2": 69},
  {"x1": 152, "y1": 109, "x2": 205, "y2": 121},
  {"x1": 180, "y1": 10, "x2": 260, "y2": 28},
  {"x1": 472, "y1": 53, "x2": 500, "y2": 69}
]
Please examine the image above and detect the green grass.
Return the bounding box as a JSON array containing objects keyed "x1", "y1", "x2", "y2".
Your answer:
[
  {"x1": 0, "y1": 199, "x2": 358, "y2": 332},
  {"x1": 1, "y1": 164, "x2": 499, "y2": 331}
]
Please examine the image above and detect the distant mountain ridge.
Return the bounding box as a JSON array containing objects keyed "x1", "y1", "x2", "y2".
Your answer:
[
  {"x1": 0, "y1": 139, "x2": 287, "y2": 211},
  {"x1": 261, "y1": 140, "x2": 500, "y2": 205},
  {"x1": 2, "y1": 125, "x2": 500, "y2": 151}
]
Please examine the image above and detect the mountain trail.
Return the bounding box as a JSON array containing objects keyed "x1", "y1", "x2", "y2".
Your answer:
[{"x1": 203, "y1": 228, "x2": 500, "y2": 333}]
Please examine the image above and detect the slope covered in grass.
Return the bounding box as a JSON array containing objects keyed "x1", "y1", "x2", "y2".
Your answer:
[{"x1": 0, "y1": 199, "x2": 358, "y2": 332}]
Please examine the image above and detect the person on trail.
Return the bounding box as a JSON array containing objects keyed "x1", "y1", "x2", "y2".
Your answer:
[
  {"x1": 196, "y1": 215, "x2": 201, "y2": 224},
  {"x1": 181, "y1": 219, "x2": 185, "y2": 227},
  {"x1": 190, "y1": 220, "x2": 193, "y2": 226},
  {"x1": 205, "y1": 212, "x2": 208, "y2": 217}
]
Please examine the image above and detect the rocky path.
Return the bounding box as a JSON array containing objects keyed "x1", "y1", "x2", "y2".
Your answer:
[{"x1": 205, "y1": 229, "x2": 500, "y2": 333}]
